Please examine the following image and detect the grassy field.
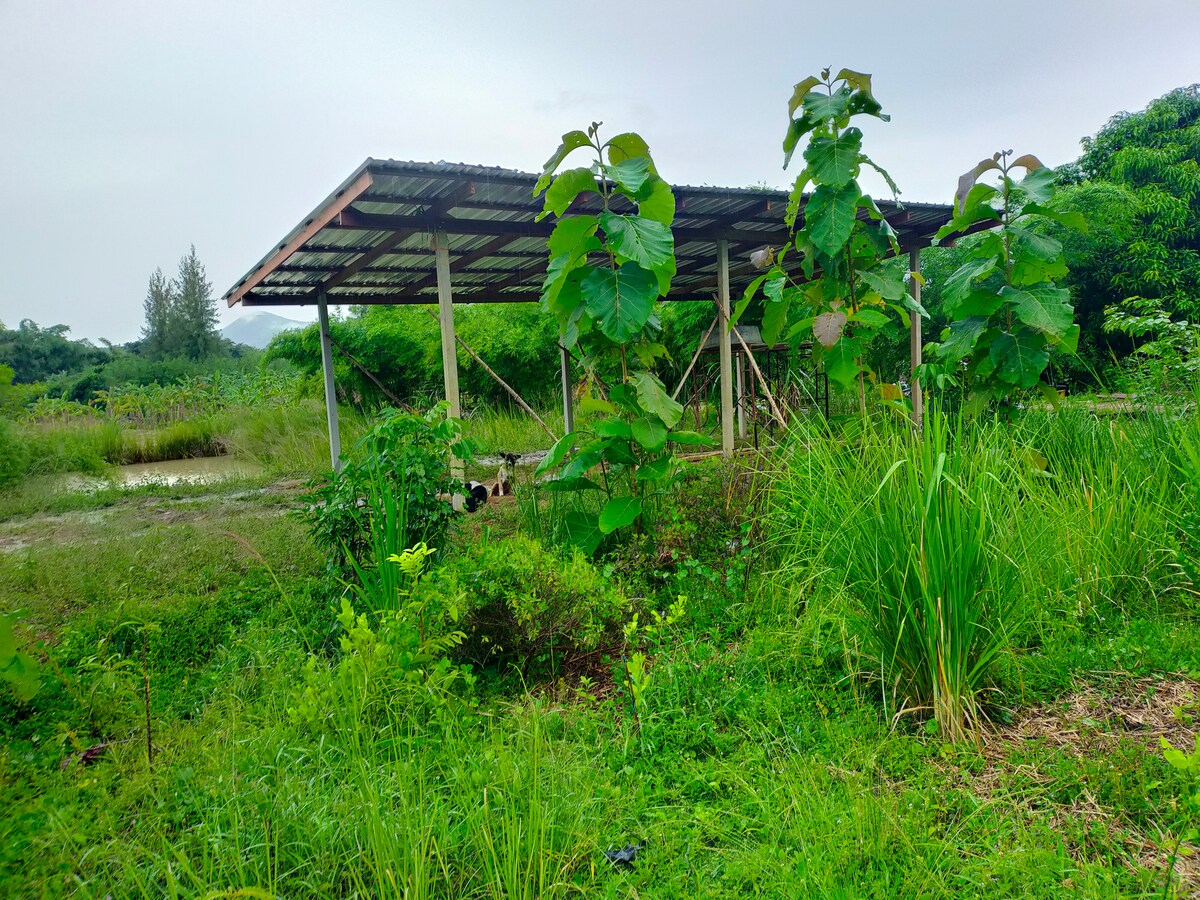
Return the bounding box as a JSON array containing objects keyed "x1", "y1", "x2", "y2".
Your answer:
[{"x1": 1, "y1": 401, "x2": 1198, "y2": 898}]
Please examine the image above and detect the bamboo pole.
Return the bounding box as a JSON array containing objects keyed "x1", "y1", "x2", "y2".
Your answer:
[
  {"x1": 316, "y1": 290, "x2": 342, "y2": 473},
  {"x1": 710, "y1": 297, "x2": 788, "y2": 429},
  {"x1": 421, "y1": 309, "x2": 556, "y2": 440},
  {"x1": 671, "y1": 316, "x2": 718, "y2": 401}
]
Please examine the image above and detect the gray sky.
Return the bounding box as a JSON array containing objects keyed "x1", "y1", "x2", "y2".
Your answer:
[{"x1": 1, "y1": 0, "x2": 1197, "y2": 344}]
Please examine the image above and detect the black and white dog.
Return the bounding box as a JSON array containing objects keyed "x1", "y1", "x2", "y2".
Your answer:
[{"x1": 462, "y1": 452, "x2": 520, "y2": 512}]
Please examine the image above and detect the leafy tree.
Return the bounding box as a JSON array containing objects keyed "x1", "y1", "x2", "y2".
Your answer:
[
  {"x1": 532, "y1": 123, "x2": 710, "y2": 551},
  {"x1": 1057, "y1": 85, "x2": 1200, "y2": 378},
  {"x1": 735, "y1": 68, "x2": 918, "y2": 413},
  {"x1": 0, "y1": 320, "x2": 108, "y2": 383},
  {"x1": 925, "y1": 152, "x2": 1085, "y2": 409}
]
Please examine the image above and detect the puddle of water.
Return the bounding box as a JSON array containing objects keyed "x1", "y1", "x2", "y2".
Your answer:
[{"x1": 63, "y1": 456, "x2": 264, "y2": 491}]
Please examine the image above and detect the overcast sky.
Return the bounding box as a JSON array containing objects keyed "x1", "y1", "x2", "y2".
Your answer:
[{"x1": 1, "y1": 0, "x2": 1197, "y2": 344}]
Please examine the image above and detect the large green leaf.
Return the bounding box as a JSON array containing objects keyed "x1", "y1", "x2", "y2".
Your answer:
[
  {"x1": 541, "y1": 257, "x2": 587, "y2": 318},
  {"x1": 637, "y1": 179, "x2": 675, "y2": 225},
  {"x1": 547, "y1": 215, "x2": 599, "y2": 258},
  {"x1": 535, "y1": 130, "x2": 591, "y2": 195},
  {"x1": 605, "y1": 133, "x2": 654, "y2": 170},
  {"x1": 989, "y1": 329, "x2": 1049, "y2": 387},
  {"x1": 943, "y1": 257, "x2": 999, "y2": 314},
  {"x1": 806, "y1": 181, "x2": 861, "y2": 256},
  {"x1": 804, "y1": 85, "x2": 852, "y2": 122},
  {"x1": 540, "y1": 476, "x2": 602, "y2": 493},
  {"x1": 1022, "y1": 202, "x2": 1088, "y2": 232},
  {"x1": 593, "y1": 418, "x2": 633, "y2": 439},
  {"x1": 823, "y1": 338, "x2": 860, "y2": 388},
  {"x1": 1009, "y1": 225, "x2": 1062, "y2": 262},
  {"x1": 599, "y1": 496, "x2": 642, "y2": 534},
  {"x1": 668, "y1": 431, "x2": 717, "y2": 446},
  {"x1": 631, "y1": 416, "x2": 668, "y2": 452},
  {"x1": 857, "y1": 267, "x2": 905, "y2": 301},
  {"x1": 560, "y1": 439, "x2": 607, "y2": 480},
  {"x1": 606, "y1": 157, "x2": 652, "y2": 195},
  {"x1": 937, "y1": 316, "x2": 989, "y2": 362},
  {"x1": 540, "y1": 168, "x2": 598, "y2": 220},
  {"x1": 562, "y1": 511, "x2": 603, "y2": 555},
  {"x1": 788, "y1": 76, "x2": 822, "y2": 116},
  {"x1": 849, "y1": 308, "x2": 890, "y2": 329},
  {"x1": 580, "y1": 264, "x2": 658, "y2": 343},
  {"x1": 598, "y1": 212, "x2": 674, "y2": 273},
  {"x1": 1001, "y1": 285, "x2": 1075, "y2": 338},
  {"x1": 731, "y1": 273, "x2": 767, "y2": 329},
  {"x1": 536, "y1": 430, "x2": 579, "y2": 475},
  {"x1": 1019, "y1": 166, "x2": 1055, "y2": 204},
  {"x1": 760, "y1": 295, "x2": 791, "y2": 345},
  {"x1": 629, "y1": 372, "x2": 684, "y2": 429},
  {"x1": 637, "y1": 455, "x2": 675, "y2": 482},
  {"x1": 804, "y1": 128, "x2": 863, "y2": 189}
]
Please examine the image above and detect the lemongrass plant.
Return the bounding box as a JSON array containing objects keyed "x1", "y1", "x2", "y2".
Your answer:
[{"x1": 767, "y1": 408, "x2": 1025, "y2": 742}]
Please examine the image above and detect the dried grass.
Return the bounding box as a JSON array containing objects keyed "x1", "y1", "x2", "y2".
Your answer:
[{"x1": 972, "y1": 675, "x2": 1200, "y2": 895}]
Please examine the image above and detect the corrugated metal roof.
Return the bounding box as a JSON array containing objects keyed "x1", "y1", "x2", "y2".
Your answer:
[{"x1": 226, "y1": 158, "x2": 964, "y2": 308}]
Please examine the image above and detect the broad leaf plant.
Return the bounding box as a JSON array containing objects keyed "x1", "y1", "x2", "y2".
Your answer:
[
  {"x1": 733, "y1": 68, "x2": 922, "y2": 411},
  {"x1": 925, "y1": 151, "x2": 1086, "y2": 409},
  {"x1": 532, "y1": 124, "x2": 710, "y2": 554}
]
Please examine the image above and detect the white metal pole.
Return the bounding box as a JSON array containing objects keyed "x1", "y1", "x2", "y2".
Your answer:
[
  {"x1": 559, "y1": 345, "x2": 574, "y2": 436},
  {"x1": 736, "y1": 347, "x2": 747, "y2": 439},
  {"x1": 434, "y1": 230, "x2": 464, "y2": 486},
  {"x1": 909, "y1": 247, "x2": 924, "y2": 431},
  {"x1": 717, "y1": 239, "x2": 735, "y2": 456},
  {"x1": 316, "y1": 289, "x2": 342, "y2": 473}
]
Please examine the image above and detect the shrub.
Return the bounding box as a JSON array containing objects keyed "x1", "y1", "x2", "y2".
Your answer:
[
  {"x1": 298, "y1": 404, "x2": 474, "y2": 570},
  {"x1": 0, "y1": 418, "x2": 30, "y2": 486},
  {"x1": 425, "y1": 534, "x2": 630, "y2": 679}
]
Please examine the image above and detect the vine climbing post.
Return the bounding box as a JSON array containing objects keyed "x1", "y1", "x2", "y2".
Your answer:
[
  {"x1": 909, "y1": 247, "x2": 923, "y2": 431},
  {"x1": 718, "y1": 238, "x2": 734, "y2": 457},
  {"x1": 316, "y1": 287, "x2": 342, "y2": 473}
]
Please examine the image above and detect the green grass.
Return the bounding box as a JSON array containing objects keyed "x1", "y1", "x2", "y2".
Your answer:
[{"x1": 1, "y1": 405, "x2": 1198, "y2": 897}]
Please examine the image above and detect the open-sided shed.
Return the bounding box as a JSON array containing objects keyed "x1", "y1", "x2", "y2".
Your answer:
[{"x1": 225, "y1": 158, "x2": 963, "y2": 468}]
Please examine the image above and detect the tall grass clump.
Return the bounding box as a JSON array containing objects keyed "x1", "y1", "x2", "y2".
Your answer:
[{"x1": 768, "y1": 411, "x2": 1024, "y2": 742}]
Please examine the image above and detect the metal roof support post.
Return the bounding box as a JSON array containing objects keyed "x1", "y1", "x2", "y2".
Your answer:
[
  {"x1": 717, "y1": 239, "x2": 735, "y2": 457},
  {"x1": 434, "y1": 230, "x2": 465, "y2": 488},
  {"x1": 560, "y1": 345, "x2": 574, "y2": 437},
  {"x1": 909, "y1": 247, "x2": 924, "y2": 432},
  {"x1": 316, "y1": 289, "x2": 342, "y2": 473},
  {"x1": 736, "y1": 350, "x2": 747, "y2": 439}
]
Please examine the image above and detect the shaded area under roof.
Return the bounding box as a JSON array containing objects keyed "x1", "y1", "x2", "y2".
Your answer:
[{"x1": 225, "y1": 158, "x2": 963, "y2": 309}]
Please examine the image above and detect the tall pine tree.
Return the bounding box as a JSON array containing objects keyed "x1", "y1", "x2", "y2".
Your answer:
[
  {"x1": 140, "y1": 247, "x2": 220, "y2": 359},
  {"x1": 140, "y1": 267, "x2": 176, "y2": 357},
  {"x1": 173, "y1": 246, "x2": 219, "y2": 359}
]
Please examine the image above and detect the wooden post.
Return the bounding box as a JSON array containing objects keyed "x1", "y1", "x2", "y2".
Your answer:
[
  {"x1": 560, "y1": 344, "x2": 575, "y2": 436},
  {"x1": 736, "y1": 348, "x2": 747, "y2": 439},
  {"x1": 434, "y1": 230, "x2": 464, "y2": 486},
  {"x1": 718, "y1": 240, "x2": 735, "y2": 457},
  {"x1": 316, "y1": 289, "x2": 342, "y2": 473},
  {"x1": 909, "y1": 247, "x2": 924, "y2": 431}
]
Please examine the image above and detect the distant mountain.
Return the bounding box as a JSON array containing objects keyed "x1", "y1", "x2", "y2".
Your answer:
[{"x1": 221, "y1": 311, "x2": 308, "y2": 349}]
